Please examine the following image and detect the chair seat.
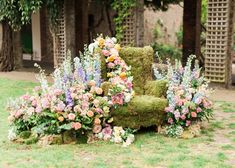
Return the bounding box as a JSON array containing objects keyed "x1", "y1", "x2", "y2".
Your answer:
[{"x1": 112, "y1": 95, "x2": 168, "y2": 129}]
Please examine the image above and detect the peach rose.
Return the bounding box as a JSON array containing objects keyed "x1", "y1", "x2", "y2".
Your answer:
[
  {"x1": 94, "y1": 118, "x2": 101, "y2": 125},
  {"x1": 92, "y1": 125, "x2": 102, "y2": 134},
  {"x1": 191, "y1": 112, "x2": 197, "y2": 118},
  {"x1": 87, "y1": 111, "x2": 94, "y2": 117},
  {"x1": 58, "y1": 116, "x2": 64, "y2": 122},
  {"x1": 72, "y1": 122, "x2": 82, "y2": 130},
  {"x1": 95, "y1": 87, "x2": 103, "y2": 95},
  {"x1": 68, "y1": 113, "x2": 76, "y2": 120}
]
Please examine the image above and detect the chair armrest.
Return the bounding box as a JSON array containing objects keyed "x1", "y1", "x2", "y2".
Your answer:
[{"x1": 144, "y1": 80, "x2": 168, "y2": 98}]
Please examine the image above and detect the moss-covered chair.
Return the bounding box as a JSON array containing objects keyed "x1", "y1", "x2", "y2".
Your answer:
[{"x1": 102, "y1": 46, "x2": 168, "y2": 129}]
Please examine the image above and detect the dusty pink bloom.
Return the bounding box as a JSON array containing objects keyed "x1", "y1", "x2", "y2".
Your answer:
[
  {"x1": 112, "y1": 94, "x2": 124, "y2": 105},
  {"x1": 68, "y1": 113, "x2": 76, "y2": 120},
  {"x1": 191, "y1": 112, "x2": 197, "y2": 118},
  {"x1": 31, "y1": 100, "x2": 37, "y2": 107},
  {"x1": 168, "y1": 118, "x2": 173, "y2": 124},
  {"x1": 102, "y1": 50, "x2": 110, "y2": 56},
  {"x1": 107, "y1": 62, "x2": 115, "y2": 68},
  {"x1": 21, "y1": 94, "x2": 30, "y2": 101},
  {"x1": 95, "y1": 108, "x2": 103, "y2": 114},
  {"x1": 186, "y1": 120, "x2": 191, "y2": 126},
  {"x1": 72, "y1": 122, "x2": 82, "y2": 130},
  {"x1": 181, "y1": 115, "x2": 186, "y2": 120},
  {"x1": 56, "y1": 102, "x2": 66, "y2": 112},
  {"x1": 35, "y1": 106, "x2": 42, "y2": 113},
  {"x1": 92, "y1": 125, "x2": 102, "y2": 134},
  {"x1": 196, "y1": 107, "x2": 202, "y2": 113},
  {"x1": 54, "y1": 89, "x2": 63, "y2": 96},
  {"x1": 41, "y1": 98, "x2": 50, "y2": 109},
  {"x1": 102, "y1": 127, "x2": 112, "y2": 140}
]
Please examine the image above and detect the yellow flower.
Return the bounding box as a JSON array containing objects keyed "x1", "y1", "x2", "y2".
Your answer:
[
  {"x1": 58, "y1": 116, "x2": 64, "y2": 122},
  {"x1": 114, "y1": 44, "x2": 121, "y2": 51},
  {"x1": 98, "y1": 38, "x2": 105, "y2": 47},
  {"x1": 119, "y1": 72, "x2": 126, "y2": 79},
  {"x1": 107, "y1": 55, "x2": 115, "y2": 62},
  {"x1": 107, "y1": 73, "x2": 113, "y2": 78}
]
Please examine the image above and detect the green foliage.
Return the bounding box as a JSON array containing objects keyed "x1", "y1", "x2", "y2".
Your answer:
[
  {"x1": 152, "y1": 43, "x2": 182, "y2": 63},
  {"x1": 144, "y1": 0, "x2": 182, "y2": 11},
  {"x1": 201, "y1": 0, "x2": 207, "y2": 24},
  {"x1": 0, "y1": 0, "x2": 63, "y2": 30},
  {"x1": 175, "y1": 26, "x2": 183, "y2": 47},
  {"x1": 111, "y1": 0, "x2": 136, "y2": 41}
]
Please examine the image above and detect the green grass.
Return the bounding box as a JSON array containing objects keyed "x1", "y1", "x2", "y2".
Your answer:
[{"x1": 0, "y1": 78, "x2": 234, "y2": 168}]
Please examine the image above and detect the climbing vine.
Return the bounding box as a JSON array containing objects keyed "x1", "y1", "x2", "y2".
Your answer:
[
  {"x1": 0, "y1": 0, "x2": 63, "y2": 30},
  {"x1": 111, "y1": 0, "x2": 136, "y2": 42}
]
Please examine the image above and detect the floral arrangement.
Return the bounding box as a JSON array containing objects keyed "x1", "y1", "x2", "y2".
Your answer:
[
  {"x1": 7, "y1": 36, "x2": 135, "y2": 146},
  {"x1": 89, "y1": 36, "x2": 134, "y2": 107},
  {"x1": 154, "y1": 56, "x2": 213, "y2": 137}
]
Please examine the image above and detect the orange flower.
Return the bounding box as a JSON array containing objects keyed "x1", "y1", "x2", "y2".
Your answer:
[
  {"x1": 58, "y1": 116, "x2": 64, "y2": 122},
  {"x1": 107, "y1": 55, "x2": 115, "y2": 62},
  {"x1": 119, "y1": 72, "x2": 126, "y2": 79}
]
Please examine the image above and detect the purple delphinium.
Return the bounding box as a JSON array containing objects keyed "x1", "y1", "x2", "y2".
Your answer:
[{"x1": 65, "y1": 89, "x2": 74, "y2": 107}]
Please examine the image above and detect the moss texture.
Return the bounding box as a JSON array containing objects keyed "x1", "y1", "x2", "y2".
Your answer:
[
  {"x1": 119, "y1": 46, "x2": 154, "y2": 95},
  {"x1": 144, "y1": 80, "x2": 168, "y2": 98},
  {"x1": 112, "y1": 95, "x2": 168, "y2": 129}
]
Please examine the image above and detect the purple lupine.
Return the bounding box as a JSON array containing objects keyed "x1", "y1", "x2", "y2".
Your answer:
[{"x1": 65, "y1": 89, "x2": 74, "y2": 107}]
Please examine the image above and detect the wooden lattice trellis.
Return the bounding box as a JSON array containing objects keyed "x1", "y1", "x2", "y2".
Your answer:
[
  {"x1": 121, "y1": 0, "x2": 144, "y2": 47},
  {"x1": 205, "y1": 0, "x2": 234, "y2": 86},
  {"x1": 53, "y1": 4, "x2": 66, "y2": 67}
]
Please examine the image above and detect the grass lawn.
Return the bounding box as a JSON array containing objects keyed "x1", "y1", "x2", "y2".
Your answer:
[{"x1": 0, "y1": 78, "x2": 234, "y2": 168}]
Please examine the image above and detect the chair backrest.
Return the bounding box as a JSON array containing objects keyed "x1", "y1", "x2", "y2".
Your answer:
[{"x1": 119, "y1": 46, "x2": 154, "y2": 94}]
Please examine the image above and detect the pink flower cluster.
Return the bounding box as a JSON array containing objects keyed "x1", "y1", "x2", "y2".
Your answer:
[{"x1": 92, "y1": 36, "x2": 134, "y2": 106}]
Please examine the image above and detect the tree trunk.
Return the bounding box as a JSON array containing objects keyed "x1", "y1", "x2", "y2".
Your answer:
[
  {"x1": 13, "y1": 31, "x2": 22, "y2": 69},
  {"x1": 0, "y1": 21, "x2": 14, "y2": 71},
  {"x1": 182, "y1": 0, "x2": 201, "y2": 66}
]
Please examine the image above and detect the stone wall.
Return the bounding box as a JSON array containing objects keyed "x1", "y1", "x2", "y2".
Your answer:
[{"x1": 144, "y1": 4, "x2": 183, "y2": 46}]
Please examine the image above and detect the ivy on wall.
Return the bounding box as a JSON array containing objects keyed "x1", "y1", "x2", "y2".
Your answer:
[{"x1": 111, "y1": 0, "x2": 136, "y2": 42}]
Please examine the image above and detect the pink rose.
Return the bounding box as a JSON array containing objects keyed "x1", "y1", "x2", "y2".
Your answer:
[
  {"x1": 21, "y1": 94, "x2": 30, "y2": 101},
  {"x1": 186, "y1": 120, "x2": 191, "y2": 126},
  {"x1": 35, "y1": 106, "x2": 42, "y2": 113},
  {"x1": 107, "y1": 62, "x2": 115, "y2": 69},
  {"x1": 181, "y1": 115, "x2": 186, "y2": 120},
  {"x1": 112, "y1": 94, "x2": 124, "y2": 105},
  {"x1": 41, "y1": 98, "x2": 50, "y2": 109},
  {"x1": 168, "y1": 118, "x2": 173, "y2": 124},
  {"x1": 196, "y1": 107, "x2": 202, "y2": 113},
  {"x1": 95, "y1": 108, "x2": 103, "y2": 114},
  {"x1": 191, "y1": 112, "x2": 197, "y2": 118},
  {"x1": 92, "y1": 125, "x2": 102, "y2": 134},
  {"x1": 102, "y1": 50, "x2": 110, "y2": 56},
  {"x1": 54, "y1": 89, "x2": 63, "y2": 96},
  {"x1": 68, "y1": 113, "x2": 76, "y2": 120},
  {"x1": 72, "y1": 122, "x2": 82, "y2": 130},
  {"x1": 31, "y1": 100, "x2": 37, "y2": 107},
  {"x1": 56, "y1": 102, "x2": 66, "y2": 112}
]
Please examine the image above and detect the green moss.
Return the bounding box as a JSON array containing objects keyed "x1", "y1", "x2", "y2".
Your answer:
[
  {"x1": 119, "y1": 46, "x2": 154, "y2": 95},
  {"x1": 19, "y1": 131, "x2": 31, "y2": 139},
  {"x1": 144, "y1": 80, "x2": 168, "y2": 98},
  {"x1": 112, "y1": 95, "x2": 168, "y2": 129},
  {"x1": 100, "y1": 81, "x2": 112, "y2": 96}
]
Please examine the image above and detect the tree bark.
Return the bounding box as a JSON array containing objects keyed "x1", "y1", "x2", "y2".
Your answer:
[
  {"x1": 182, "y1": 0, "x2": 201, "y2": 66},
  {"x1": 0, "y1": 21, "x2": 14, "y2": 71},
  {"x1": 13, "y1": 31, "x2": 22, "y2": 69}
]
